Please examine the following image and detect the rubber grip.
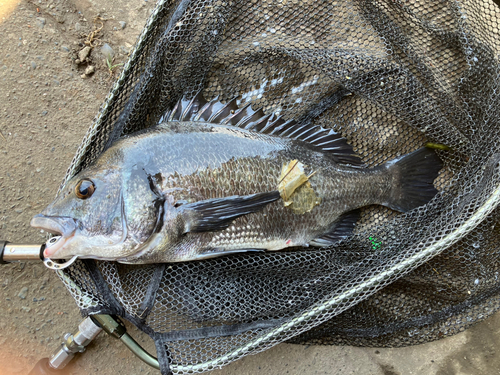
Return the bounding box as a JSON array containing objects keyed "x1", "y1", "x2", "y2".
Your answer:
[{"x1": 0, "y1": 241, "x2": 9, "y2": 264}]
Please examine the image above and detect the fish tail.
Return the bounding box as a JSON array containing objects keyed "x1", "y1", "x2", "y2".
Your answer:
[{"x1": 384, "y1": 148, "x2": 443, "y2": 212}]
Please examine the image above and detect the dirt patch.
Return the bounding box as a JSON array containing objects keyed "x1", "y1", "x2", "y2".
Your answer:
[
  {"x1": 0, "y1": 0, "x2": 157, "y2": 374},
  {"x1": 436, "y1": 312, "x2": 500, "y2": 375}
]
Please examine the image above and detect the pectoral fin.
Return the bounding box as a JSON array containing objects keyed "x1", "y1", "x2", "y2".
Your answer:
[
  {"x1": 193, "y1": 247, "x2": 266, "y2": 260},
  {"x1": 181, "y1": 191, "x2": 281, "y2": 233}
]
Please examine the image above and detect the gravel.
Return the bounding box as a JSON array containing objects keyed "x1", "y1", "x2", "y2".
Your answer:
[
  {"x1": 85, "y1": 65, "x2": 95, "y2": 75},
  {"x1": 78, "y1": 46, "x2": 91, "y2": 62},
  {"x1": 119, "y1": 46, "x2": 129, "y2": 55},
  {"x1": 18, "y1": 287, "x2": 28, "y2": 299},
  {"x1": 100, "y1": 43, "x2": 114, "y2": 61},
  {"x1": 36, "y1": 17, "x2": 46, "y2": 29}
]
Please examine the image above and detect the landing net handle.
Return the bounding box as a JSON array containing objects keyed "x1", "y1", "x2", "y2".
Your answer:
[
  {"x1": 0, "y1": 245, "x2": 162, "y2": 372},
  {"x1": 0, "y1": 241, "x2": 44, "y2": 263}
]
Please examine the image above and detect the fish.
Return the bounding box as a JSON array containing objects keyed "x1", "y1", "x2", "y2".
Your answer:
[{"x1": 31, "y1": 94, "x2": 443, "y2": 264}]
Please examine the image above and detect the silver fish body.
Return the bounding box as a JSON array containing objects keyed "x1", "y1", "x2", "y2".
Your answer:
[{"x1": 31, "y1": 97, "x2": 442, "y2": 264}]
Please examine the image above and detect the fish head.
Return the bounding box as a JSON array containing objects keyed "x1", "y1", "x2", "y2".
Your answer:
[{"x1": 31, "y1": 166, "x2": 129, "y2": 260}]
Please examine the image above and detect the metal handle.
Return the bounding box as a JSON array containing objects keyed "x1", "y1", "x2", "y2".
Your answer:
[
  {"x1": 0, "y1": 241, "x2": 44, "y2": 263},
  {"x1": 0, "y1": 240, "x2": 78, "y2": 270},
  {"x1": 47, "y1": 316, "x2": 103, "y2": 371}
]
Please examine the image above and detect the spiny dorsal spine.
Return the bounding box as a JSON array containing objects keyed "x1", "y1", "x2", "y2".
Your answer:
[{"x1": 163, "y1": 92, "x2": 363, "y2": 166}]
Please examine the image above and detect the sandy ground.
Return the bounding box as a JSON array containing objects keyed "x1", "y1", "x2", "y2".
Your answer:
[{"x1": 1, "y1": 0, "x2": 500, "y2": 374}]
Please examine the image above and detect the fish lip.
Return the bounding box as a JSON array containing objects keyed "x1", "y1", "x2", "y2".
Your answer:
[
  {"x1": 31, "y1": 214, "x2": 79, "y2": 258},
  {"x1": 30, "y1": 214, "x2": 77, "y2": 238}
]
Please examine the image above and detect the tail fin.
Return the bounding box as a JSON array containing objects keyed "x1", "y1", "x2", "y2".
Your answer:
[{"x1": 384, "y1": 148, "x2": 443, "y2": 212}]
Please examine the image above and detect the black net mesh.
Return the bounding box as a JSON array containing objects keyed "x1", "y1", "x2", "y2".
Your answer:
[{"x1": 53, "y1": 0, "x2": 500, "y2": 373}]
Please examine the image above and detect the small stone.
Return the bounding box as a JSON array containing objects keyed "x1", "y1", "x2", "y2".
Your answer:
[
  {"x1": 18, "y1": 287, "x2": 28, "y2": 299},
  {"x1": 21, "y1": 306, "x2": 31, "y2": 313},
  {"x1": 100, "y1": 43, "x2": 114, "y2": 61},
  {"x1": 80, "y1": 73, "x2": 87, "y2": 79},
  {"x1": 41, "y1": 110, "x2": 48, "y2": 116},
  {"x1": 74, "y1": 22, "x2": 82, "y2": 31},
  {"x1": 85, "y1": 65, "x2": 95, "y2": 75},
  {"x1": 78, "y1": 46, "x2": 91, "y2": 62},
  {"x1": 36, "y1": 17, "x2": 46, "y2": 29},
  {"x1": 61, "y1": 46, "x2": 70, "y2": 52},
  {"x1": 74, "y1": 59, "x2": 81, "y2": 65},
  {"x1": 119, "y1": 21, "x2": 126, "y2": 29},
  {"x1": 30, "y1": 61, "x2": 36, "y2": 69},
  {"x1": 33, "y1": 298, "x2": 38, "y2": 302}
]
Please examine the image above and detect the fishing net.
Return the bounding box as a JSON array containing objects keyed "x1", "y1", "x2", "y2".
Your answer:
[{"x1": 54, "y1": 0, "x2": 500, "y2": 373}]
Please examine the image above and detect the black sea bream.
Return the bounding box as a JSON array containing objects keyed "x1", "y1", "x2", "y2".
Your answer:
[{"x1": 31, "y1": 95, "x2": 442, "y2": 264}]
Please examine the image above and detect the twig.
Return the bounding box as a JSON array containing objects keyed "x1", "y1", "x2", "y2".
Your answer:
[{"x1": 84, "y1": 16, "x2": 107, "y2": 47}]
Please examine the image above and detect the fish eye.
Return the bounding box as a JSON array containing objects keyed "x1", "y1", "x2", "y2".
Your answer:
[{"x1": 75, "y1": 179, "x2": 95, "y2": 199}]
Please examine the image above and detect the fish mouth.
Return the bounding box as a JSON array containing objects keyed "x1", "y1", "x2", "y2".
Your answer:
[{"x1": 30, "y1": 214, "x2": 77, "y2": 258}]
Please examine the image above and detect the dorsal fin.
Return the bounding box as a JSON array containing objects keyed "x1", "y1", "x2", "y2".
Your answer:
[{"x1": 163, "y1": 93, "x2": 363, "y2": 166}]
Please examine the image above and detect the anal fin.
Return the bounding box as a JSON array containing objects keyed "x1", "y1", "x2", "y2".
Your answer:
[{"x1": 309, "y1": 210, "x2": 360, "y2": 247}]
